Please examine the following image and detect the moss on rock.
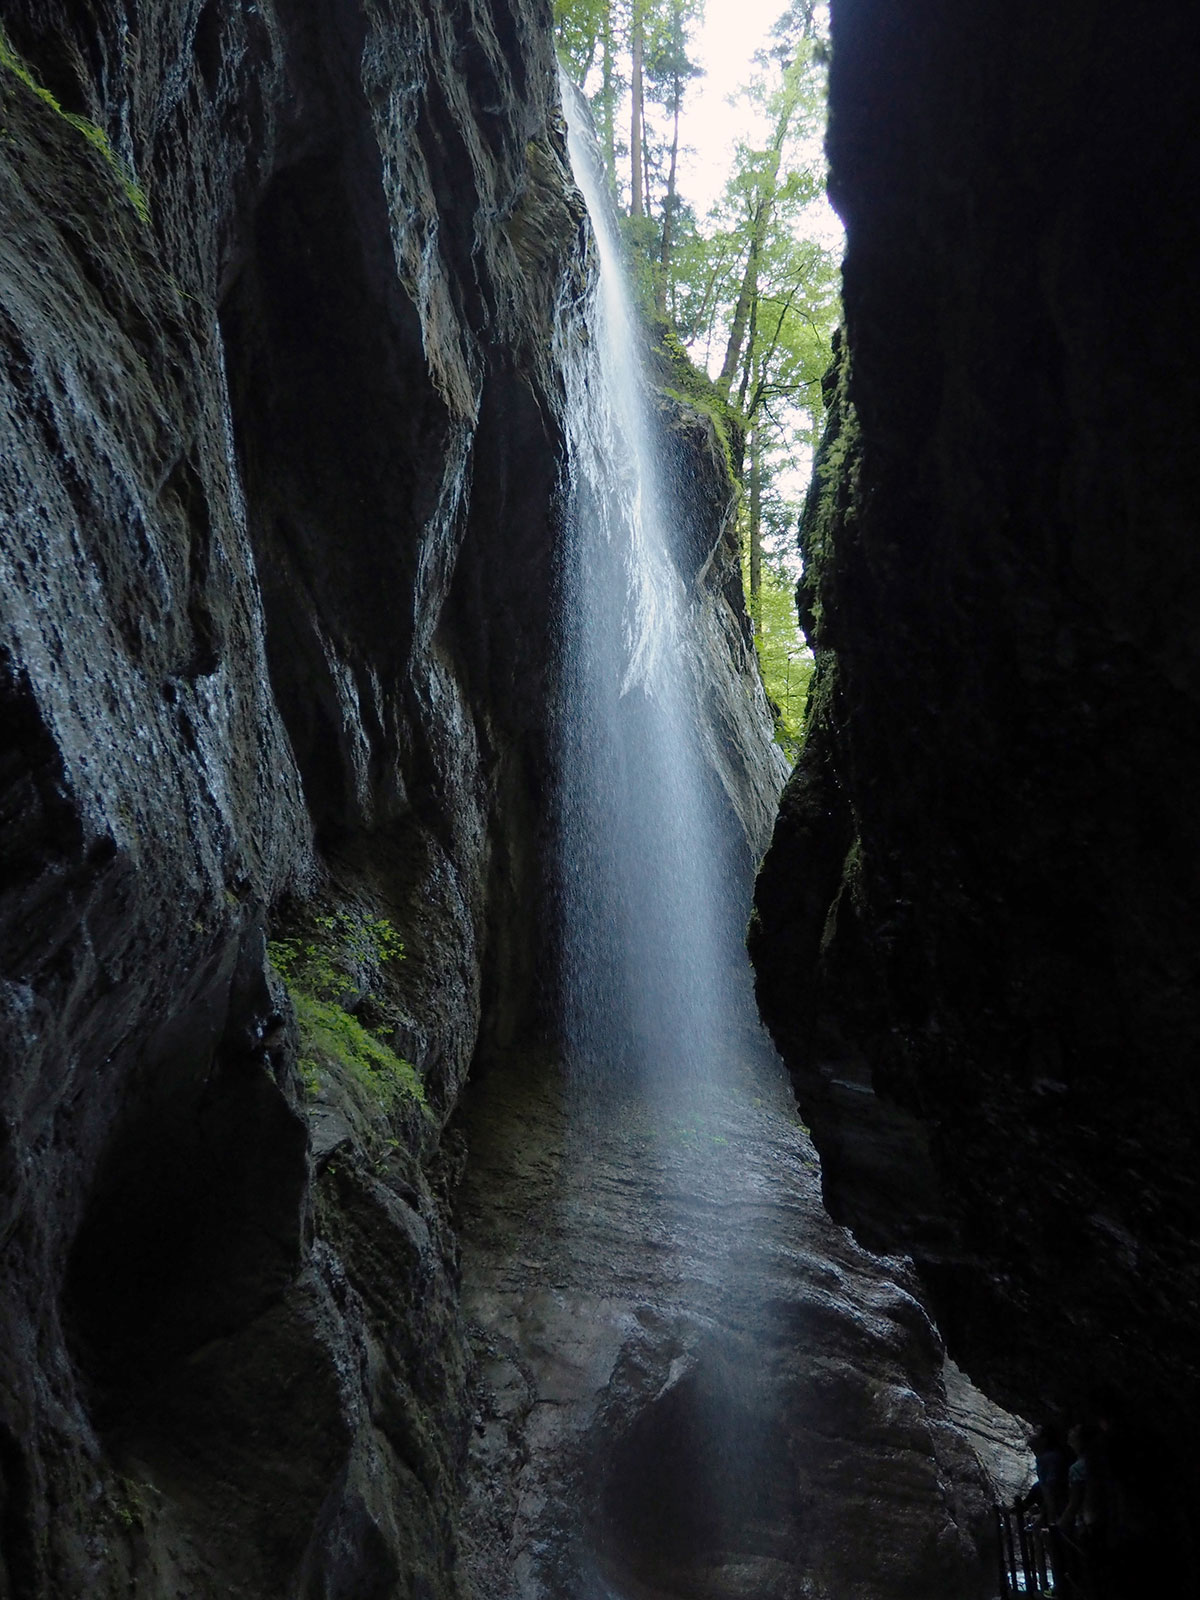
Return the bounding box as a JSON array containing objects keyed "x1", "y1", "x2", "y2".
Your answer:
[
  {"x1": 0, "y1": 24, "x2": 149, "y2": 222},
  {"x1": 268, "y1": 909, "x2": 428, "y2": 1116}
]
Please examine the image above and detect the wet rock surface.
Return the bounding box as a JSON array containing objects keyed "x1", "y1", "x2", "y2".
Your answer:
[
  {"x1": 0, "y1": 0, "x2": 575, "y2": 1593},
  {"x1": 457, "y1": 1035, "x2": 1017, "y2": 1600}
]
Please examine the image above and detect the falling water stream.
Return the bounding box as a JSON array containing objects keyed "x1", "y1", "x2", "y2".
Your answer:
[
  {"x1": 554, "y1": 86, "x2": 747, "y2": 1126},
  {"x1": 551, "y1": 83, "x2": 792, "y2": 1597}
]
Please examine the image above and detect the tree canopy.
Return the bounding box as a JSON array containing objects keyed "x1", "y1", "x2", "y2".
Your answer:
[{"x1": 554, "y1": 0, "x2": 839, "y2": 755}]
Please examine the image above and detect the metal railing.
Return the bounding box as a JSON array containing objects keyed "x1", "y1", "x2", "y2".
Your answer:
[{"x1": 993, "y1": 1505, "x2": 1080, "y2": 1598}]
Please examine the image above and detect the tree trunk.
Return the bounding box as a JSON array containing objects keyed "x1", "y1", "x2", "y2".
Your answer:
[
  {"x1": 749, "y1": 423, "x2": 763, "y2": 639},
  {"x1": 601, "y1": 17, "x2": 616, "y2": 187},
  {"x1": 716, "y1": 53, "x2": 809, "y2": 402},
  {"x1": 658, "y1": 78, "x2": 681, "y2": 312},
  {"x1": 717, "y1": 221, "x2": 761, "y2": 400},
  {"x1": 630, "y1": 1, "x2": 644, "y2": 218},
  {"x1": 738, "y1": 289, "x2": 759, "y2": 413}
]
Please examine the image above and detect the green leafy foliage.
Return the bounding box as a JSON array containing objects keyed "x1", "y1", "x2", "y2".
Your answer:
[
  {"x1": 556, "y1": 0, "x2": 705, "y2": 223},
  {"x1": 288, "y1": 992, "x2": 425, "y2": 1113},
  {"x1": 556, "y1": 3, "x2": 840, "y2": 736},
  {"x1": 269, "y1": 913, "x2": 404, "y2": 994},
  {"x1": 555, "y1": 2, "x2": 837, "y2": 417},
  {"x1": 745, "y1": 554, "x2": 813, "y2": 758},
  {"x1": 0, "y1": 25, "x2": 150, "y2": 222},
  {"x1": 267, "y1": 912, "x2": 426, "y2": 1114}
]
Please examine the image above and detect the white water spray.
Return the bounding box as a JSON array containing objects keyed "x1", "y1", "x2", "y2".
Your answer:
[
  {"x1": 554, "y1": 86, "x2": 748, "y2": 1114},
  {"x1": 532, "y1": 80, "x2": 810, "y2": 1600}
]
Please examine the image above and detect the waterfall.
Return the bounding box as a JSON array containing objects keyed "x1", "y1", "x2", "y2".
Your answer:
[
  {"x1": 458, "y1": 101, "x2": 1009, "y2": 1600},
  {"x1": 458, "y1": 95, "x2": 1000, "y2": 1600},
  {"x1": 454, "y1": 78, "x2": 840, "y2": 1600},
  {"x1": 549, "y1": 85, "x2": 790, "y2": 1593},
  {"x1": 554, "y1": 86, "x2": 747, "y2": 1123}
]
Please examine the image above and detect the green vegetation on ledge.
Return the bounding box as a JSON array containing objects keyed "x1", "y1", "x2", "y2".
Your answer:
[
  {"x1": 651, "y1": 316, "x2": 743, "y2": 477},
  {"x1": 0, "y1": 25, "x2": 150, "y2": 223},
  {"x1": 268, "y1": 912, "x2": 427, "y2": 1115},
  {"x1": 745, "y1": 552, "x2": 814, "y2": 759},
  {"x1": 653, "y1": 307, "x2": 814, "y2": 761}
]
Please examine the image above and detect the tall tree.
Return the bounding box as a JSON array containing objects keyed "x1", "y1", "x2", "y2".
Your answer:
[
  {"x1": 629, "y1": 0, "x2": 646, "y2": 217},
  {"x1": 681, "y1": 7, "x2": 838, "y2": 633},
  {"x1": 555, "y1": 0, "x2": 626, "y2": 197},
  {"x1": 555, "y1": 0, "x2": 610, "y2": 82},
  {"x1": 556, "y1": 0, "x2": 703, "y2": 244},
  {"x1": 554, "y1": 0, "x2": 841, "y2": 736},
  {"x1": 647, "y1": 0, "x2": 703, "y2": 307},
  {"x1": 713, "y1": 40, "x2": 818, "y2": 402}
]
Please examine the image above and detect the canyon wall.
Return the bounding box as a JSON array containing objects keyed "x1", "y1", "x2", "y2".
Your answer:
[
  {"x1": 751, "y1": 0, "x2": 1200, "y2": 1572},
  {"x1": 0, "y1": 0, "x2": 577, "y2": 1591},
  {"x1": 0, "y1": 1, "x2": 1022, "y2": 1596}
]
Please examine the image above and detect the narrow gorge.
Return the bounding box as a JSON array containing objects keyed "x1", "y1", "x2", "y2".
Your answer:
[{"x1": 0, "y1": 3, "x2": 1193, "y2": 1599}]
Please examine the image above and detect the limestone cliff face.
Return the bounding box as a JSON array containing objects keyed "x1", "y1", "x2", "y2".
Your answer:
[
  {"x1": 751, "y1": 0, "x2": 1200, "y2": 1553},
  {"x1": 0, "y1": 1, "x2": 577, "y2": 1593}
]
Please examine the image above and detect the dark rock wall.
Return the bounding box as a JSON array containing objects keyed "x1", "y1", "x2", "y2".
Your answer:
[
  {"x1": 0, "y1": 1, "x2": 579, "y2": 1594},
  {"x1": 0, "y1": 0, "x2": 1042, "y2": 1594},
  {"x1": 752, "y1": 0, "x2": 1200, "y2": 1561}
]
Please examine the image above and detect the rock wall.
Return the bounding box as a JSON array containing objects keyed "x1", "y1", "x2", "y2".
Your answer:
[
  {"x1": 751, "y1": 0, "x2": 1200, "y2": 1573},
  {"x1": 0, "y1": 1, "x2": 577, "y2": 1593}
]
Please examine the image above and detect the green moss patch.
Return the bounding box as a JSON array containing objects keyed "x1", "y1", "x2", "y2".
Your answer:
[
  {"x1": 651, "y1": 321, "x2": 743, "y2": 479},
  {"x1": 0, "y1": 25, "x2": 150, "y2": 222},
  {"x1": 290, "y1": 992, "x2": 426, "y2": 1113},
  {"x1": 268, "y1": 912, "x2": 427, "y2": 1116}
]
